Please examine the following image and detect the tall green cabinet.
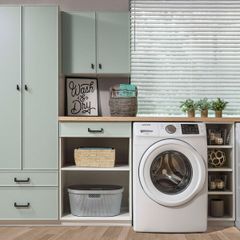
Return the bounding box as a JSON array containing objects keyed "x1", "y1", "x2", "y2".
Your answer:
[{"x1": 0, "y1": 6, "x2": 58, "y2": 220}]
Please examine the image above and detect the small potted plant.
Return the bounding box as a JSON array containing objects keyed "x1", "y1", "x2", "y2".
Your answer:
[
  {"x1": 211, "y1": 98, "x2": 228, "y2": 118},
  {"x1": 197, "y1": 98, "x2": 211, "y2": 118},
  {"x1": 180, "y1": 99, "x2": 197, "y2": 118}
]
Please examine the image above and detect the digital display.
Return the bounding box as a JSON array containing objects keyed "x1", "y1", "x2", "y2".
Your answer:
[{"x1": 181, "y1": 124, "x2": 199, "y2": 134}]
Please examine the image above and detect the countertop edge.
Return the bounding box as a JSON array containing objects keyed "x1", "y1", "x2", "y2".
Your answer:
[{"x1": 58, "y1": 116, "x2": 239, "y2": 123}]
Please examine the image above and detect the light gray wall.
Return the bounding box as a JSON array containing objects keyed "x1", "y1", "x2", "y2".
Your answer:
[{"x1": 0, "y1": 0, "x2": 129, "y2": 11}]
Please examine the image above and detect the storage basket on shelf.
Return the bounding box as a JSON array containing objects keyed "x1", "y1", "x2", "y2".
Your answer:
[
  {"x1": 68, "y1": 185, "x2": 124, "y2": 217},
  {"x1": 74, "y1": 147, "x2": 115, "y2": 168},
  {"x1": 109, "y1": 84, "x2": 137, "y2": 117}
]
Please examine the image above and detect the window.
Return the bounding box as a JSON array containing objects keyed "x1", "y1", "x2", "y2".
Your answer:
[{"x1": 131, "y1": 0, "x2": 240, "y2": 116}]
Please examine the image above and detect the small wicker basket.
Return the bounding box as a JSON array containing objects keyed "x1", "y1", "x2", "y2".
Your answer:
[
  {"x1": 109, "y1": 87, "x2": 137, "y2": 117},
  {"x1": 74, "y1": 148, "x2": 115, "y2": 168}
]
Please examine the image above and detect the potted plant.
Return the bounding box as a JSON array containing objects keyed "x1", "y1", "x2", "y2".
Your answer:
[
  {"x1": 197, "y1": 98, "x2": 211, "y2": 118},
  {"x1": 211, "y1": 98, "x2": 228, "y2": 118},
  {"x1": 180, "y1": 99, "x2": 197, "y2": 118}
]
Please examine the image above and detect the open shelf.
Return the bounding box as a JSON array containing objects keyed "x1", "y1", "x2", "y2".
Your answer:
[
  {"x1": 60, "y1": 171, "x2": 131, "y2": 225},
  {"x1": 61, "y1": 165, "x2": 130, "y2": 171},
  {"x1": 208, "y1": 195, "x2": 234, "y2": 221},
  {"x1": 60, "y1": 138, "x2": 130, "y2": 168}
]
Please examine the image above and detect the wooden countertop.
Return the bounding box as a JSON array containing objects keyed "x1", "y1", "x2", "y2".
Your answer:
[{"x1": 58, "y1": 116, "x2": 240, "y2": 123}]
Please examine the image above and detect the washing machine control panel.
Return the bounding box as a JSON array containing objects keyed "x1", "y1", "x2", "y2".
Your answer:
[
  {"x1": 134, "y1": 122, "x2": 206, "y2": 137},
  {"x1": 181, "y1": 124, "x2": 199, "y2": 134}
]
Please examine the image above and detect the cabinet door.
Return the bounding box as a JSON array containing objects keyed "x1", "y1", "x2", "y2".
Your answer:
[
  {"x1": 0, "y1": 7, "x2": 21, "y2": 169},
  {"x1": 22, "y1": 6, "x2": 58, "y2": 170},
  {"x1": 62, "y1": 12, "x2": 96, "y2": 74},
  {"x1": 97, "y1": 12, "x2": 130, "y2": 74}
]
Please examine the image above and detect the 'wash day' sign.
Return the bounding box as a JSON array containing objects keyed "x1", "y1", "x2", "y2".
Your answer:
[{"x1": 66, "y1": 78, "x2": 98, "y2": 116}]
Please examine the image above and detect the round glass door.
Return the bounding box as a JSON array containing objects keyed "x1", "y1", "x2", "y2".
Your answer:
[
  {"x1": 139, "y1": 139, "x2": 206, "y2": 207},
  {"x1": 150, "y1": 150, "x2": 192, "y2": 195}
]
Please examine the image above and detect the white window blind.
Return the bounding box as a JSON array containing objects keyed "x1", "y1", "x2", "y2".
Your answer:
[{"x1": 131, "y1": 0, "x2": 240, "y2": 116}]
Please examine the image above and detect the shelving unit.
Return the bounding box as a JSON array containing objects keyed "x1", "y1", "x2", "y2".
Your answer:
[
  {"x1": 206, "y1": 123, "x2": 235, "y2": 223},
  {"x1": 59, "y1": 122, "x2": 132, "y2": 226}
]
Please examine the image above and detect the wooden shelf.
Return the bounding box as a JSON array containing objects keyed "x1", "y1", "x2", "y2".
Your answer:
[
  {"x1": 208, "y1": 168, "x2": 232, "y2": 172},
  {"x1": 58, "y1": 116, "x2": 240, "y2": 123},
  {"x1": 207, "y1": 145, "x2": 233, "y2": 149},
  {"x1": 61, "y1": 165, "x2": 130, "y2": 171},
  {"x1": 208, "y1": 191, "x2": 233, "y2": 195}
]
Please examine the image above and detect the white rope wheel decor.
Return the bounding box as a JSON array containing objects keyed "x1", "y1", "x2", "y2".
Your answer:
[{"x1": 208, "y1": 149, "x2": 226, "y2": 168}]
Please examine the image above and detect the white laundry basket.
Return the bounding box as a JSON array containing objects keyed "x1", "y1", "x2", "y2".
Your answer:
[{"x1": 68, "y1": 185, "x2": 124, "y2": 217}]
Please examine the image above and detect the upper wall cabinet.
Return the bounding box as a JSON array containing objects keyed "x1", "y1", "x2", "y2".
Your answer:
[
  {"x1": 62, "y1": 12, "x2": 130, "y2": 75},
  {"x1": 62, "y1": 12, "x2": 96, "y2": 74},
  {"x1": 0, "y1": 6, "x2": 58, "y2": 170},
  {"x1": 96, "y1": 12, "x2": 130, "y2": 74}
]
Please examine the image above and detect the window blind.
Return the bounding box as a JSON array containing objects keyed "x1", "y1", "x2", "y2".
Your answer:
[{"x1": 130, "y1": 0, "x2": 240, "y2": 116}]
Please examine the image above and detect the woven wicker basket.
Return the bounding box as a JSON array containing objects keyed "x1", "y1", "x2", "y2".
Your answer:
[
  {"x1": 74, "y1": 148, "x2": 115, "y2": 168},
  {"x1": 109, "y1": 88, "x2": 137, "y2": 117}
]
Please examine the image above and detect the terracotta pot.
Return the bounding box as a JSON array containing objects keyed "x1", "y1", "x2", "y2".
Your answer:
[
  {"x1": 215, "y1": 110, "x2": 222, "y2": 118},
  {"x1": 201, "y1": 109, "x2": 208, "y2": 118},
  {"x1": 187, "y1": 110, "x2": 195, "y2": 118}
]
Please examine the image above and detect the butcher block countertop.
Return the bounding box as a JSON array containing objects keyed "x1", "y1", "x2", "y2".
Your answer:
[{"x1": 58, "y1": 116, "x2": 240, "y2": 123}]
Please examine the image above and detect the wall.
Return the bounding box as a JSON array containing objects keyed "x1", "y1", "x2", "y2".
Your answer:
[{"x1": 0, "y1": 0, "x2": 129, "y2": 11}]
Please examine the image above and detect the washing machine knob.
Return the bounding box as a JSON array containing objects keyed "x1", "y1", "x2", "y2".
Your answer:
[{"x1": 165, "y1": 125, "x2": 176, "y2": 134}]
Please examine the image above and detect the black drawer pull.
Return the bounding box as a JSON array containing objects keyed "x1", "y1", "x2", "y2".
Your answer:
[
  {"x1": 14, "y1": 177, "x2": 30, "y2": 183},
  {"x1": 91, "y1": 63, "x2": 95, "y2": 69},
  {"x1": 14, "y1": 202, "x2": 30, "y2": 208},
  {"x1": 99, "y1": 63, "x2": 102, "y2": 69},
  {"x1": 88, "y1": 128, "x2": 104, "y2": 133}
]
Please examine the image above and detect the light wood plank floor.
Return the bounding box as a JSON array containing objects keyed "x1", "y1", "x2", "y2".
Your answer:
[{"x1": 0, "y1": 226, "x2": 239, "y2": 240}]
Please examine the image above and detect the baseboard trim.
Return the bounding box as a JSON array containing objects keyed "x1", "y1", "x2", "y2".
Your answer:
[{"x1": 208, "y1": 221, "x2": 235, "y2": 227}]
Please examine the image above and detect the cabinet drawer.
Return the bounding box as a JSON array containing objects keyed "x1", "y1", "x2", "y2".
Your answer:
[
  {"x1": 0, "y1": 187, "x2": 58, "y2": 220},
  {"x1": 59, "y1": 122, "x2": 131, "y2": 137},
  {"x1": 0, "y1": 172, "x2": 58, "y2": 186}
]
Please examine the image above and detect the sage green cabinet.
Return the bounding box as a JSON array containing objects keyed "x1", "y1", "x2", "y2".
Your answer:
[
  {"x1": 62, "y1": 12, "x2": 96, "y2": 74},
  {"x1": 0, "y1": 187, "x2": 58, "y2": 220},
  {"x1": 0, "y1": 5, "x2": 58, "y2": 221},
  {"x1": 22, "y1": 6, "x2": 58, "y2": 170},
  {"x1": 96, "y1": 12, "x2": 130, "y2": 74},
  {"x1": 62, "y1": 11, "x2": 130, "y2": 75},
  {"x1": 0, "y1": 6, "x2": 58, "y2": 170},
  {"x1": 0, "y1": 7, "x2": 21, "y2": 170}
]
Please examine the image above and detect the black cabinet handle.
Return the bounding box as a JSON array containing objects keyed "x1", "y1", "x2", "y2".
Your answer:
[
  {"x1": 91, "y1": 63, "x2": 95, "y2": 69},
  {"x1": 14, "y1": 202, "x2": 30, "y2": 208},
  {"x1": 99, "y1": 63, "x2": 102, "y2": 69},
  {"x1": 14, "y1": 177, "x2": 30, "y2": 183},
  {"x1": 88, "y1": 128, "x2": 104, "y2": 133},
  {"x1": 25, "y1": 84, "x2": 28, "y2": 91},
  {"x1": 16, "y1": 84, "x2": 20, "y2": 91}
]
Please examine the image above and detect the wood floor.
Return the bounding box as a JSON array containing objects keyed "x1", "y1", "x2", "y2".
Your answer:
[{"x1": 0, "y1": 226, "x2": 239, "y2": 240}]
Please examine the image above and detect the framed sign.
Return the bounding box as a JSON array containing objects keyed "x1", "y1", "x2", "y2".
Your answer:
[{"x1": 66, "y1": 78, "x2": 98, "y2": 116}]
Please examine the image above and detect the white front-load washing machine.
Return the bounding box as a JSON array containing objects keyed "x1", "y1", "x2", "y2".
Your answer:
[{"x1": 133, "y1": 122, "x2": 208, "y2": 232}]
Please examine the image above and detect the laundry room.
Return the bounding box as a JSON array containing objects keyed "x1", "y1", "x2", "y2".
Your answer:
[{"x1": 0, "y1": 0, "x2": 240, "y2": 239}]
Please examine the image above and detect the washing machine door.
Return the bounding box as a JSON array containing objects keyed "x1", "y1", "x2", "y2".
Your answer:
[{"x1": 139, "y1": 139, "x2": 206, "y2": 207}]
